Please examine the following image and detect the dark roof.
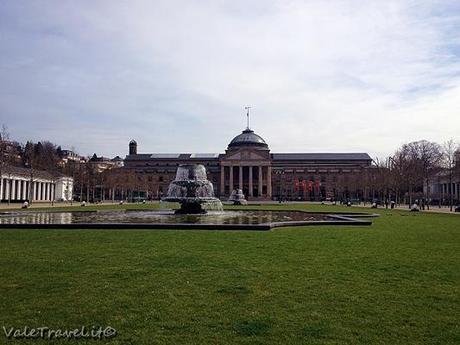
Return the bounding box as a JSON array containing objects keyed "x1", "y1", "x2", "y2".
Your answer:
[
  {"x1": 125, "y1": 153, "x2": 220, "y2": 161},
  {"x1": 271, "y1": 153, "x2": 372, "y2": 161},
  {"x1": 125, "y1": 152, "x2": 372, "y2": 162},
  {"x1": 125, "y1": 154, "x2": 152, "y2": 160},
  {"x1": 1, "y1": 165, "x2": 69, "y2": 180},
  {"x1": 228, "y1": 129, "x2": 268, "y2": 149},
  {"x1": 89, "y1": 154, "x2": 112, "y2": 162}
]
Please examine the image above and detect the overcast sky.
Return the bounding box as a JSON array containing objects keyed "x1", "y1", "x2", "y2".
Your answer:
[{"x1": 1, "y1": 1, "x2": 459, "y2": 159}]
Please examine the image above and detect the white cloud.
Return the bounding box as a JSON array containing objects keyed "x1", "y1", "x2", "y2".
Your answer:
[{"x1": 0, "y1": 0, "x2": 459, "y2": 158}]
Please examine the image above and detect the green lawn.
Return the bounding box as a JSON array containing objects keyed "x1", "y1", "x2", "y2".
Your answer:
[{"x1": 0, "y1": 204, "x2": 459, "y2": 344}]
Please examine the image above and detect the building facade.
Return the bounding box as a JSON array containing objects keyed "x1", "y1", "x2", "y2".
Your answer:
[
  {"x1": 89, "y1": 153, "x2": 124, "y2": 172},
  {"x1": 0, "y1": 166, "x2": 74, "y2": 203},
  {"x1": 123, "y1": 127, "x2": 373, "y2": 201}
]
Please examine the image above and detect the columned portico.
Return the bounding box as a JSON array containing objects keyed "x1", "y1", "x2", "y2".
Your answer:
[
  {"x1": 1, "y1": 167, "x2": 73, "y2": 203},
  {"x1": 220, "y1": 162, "x2": 272, "y2": 199}
]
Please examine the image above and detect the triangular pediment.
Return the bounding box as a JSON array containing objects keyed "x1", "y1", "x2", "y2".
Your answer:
[{"x1": 222, "y1": 149, "x2": 269, "y2": 161}]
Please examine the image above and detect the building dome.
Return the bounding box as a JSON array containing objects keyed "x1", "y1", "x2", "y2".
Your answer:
[{"x1": 228, "y1": 129, "x2": 268, "y2": 149}]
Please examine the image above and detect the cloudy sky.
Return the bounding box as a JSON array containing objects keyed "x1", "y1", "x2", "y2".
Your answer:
[{"x1": 1, "y1": 0, "x2": 459, "y2": 159}]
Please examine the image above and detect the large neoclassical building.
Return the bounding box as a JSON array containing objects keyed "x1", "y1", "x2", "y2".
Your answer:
[{"x1": 124, "y1": 127, "x2": 373, "y2": 201}]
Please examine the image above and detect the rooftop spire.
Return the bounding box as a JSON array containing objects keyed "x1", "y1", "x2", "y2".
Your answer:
[{"x1": 244, "y1": 106, "x2": 251, "y2": 129}]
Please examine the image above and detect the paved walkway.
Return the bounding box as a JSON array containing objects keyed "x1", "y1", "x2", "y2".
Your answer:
[
  {"x1": 392, "y1": 205, "x2": 460, "y2": 214},
  {"x1": 0, "y1": 202, "x2": 79, "y2": 210},
  {"x1": 0, "y1": 200, "x2": 458, "y2": 215}
]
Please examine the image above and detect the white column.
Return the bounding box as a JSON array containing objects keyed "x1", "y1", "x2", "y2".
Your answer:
[
  {"x1": 239, "y1": 166, "x2": 243, "y2": 190},
  {"x1": 11, "y1": 179, "x2": 16, "y2": 200},
  {"x1": 46, "y1": 183, "x2": 51, "y2": 201},
  {"x1": 21, "y1": 181, "x2": 27, "y2": 200},
  {"x1": 51, "y1": 184, "x2": 55, "y2": 201},
  {"x1": 38, "y1": 182, "x2": 42, "y2": 201},
  {"x1": 0, "y1": 178, "x2": 3, "y2": 200},
  {"x1": 220, "y1": 166, "x2": 225, "y2": 197},
  {"x1": 229, "y1": 165, "x2": 233, "y2": 192},
  {"x1": 267, "y1": 166, "x2": 272, "y2": 198},
  {"x1": 21, "y1": 180, "x2": 26, "y2": 200},
  {"x1": 258, "y1": 166, "x2": 263, "y2": 197},
  {"x1": 6, "y1": 179, "x2": 10, "y2": 200},
  {"x1": 32, "y1": 182, "x2": 37, "y2": 201},
  {"x1": 249, "y1": 166, "x2": 253, "y2": 197},
  {"x1": 17, "y1": 180, "x2": 22, "y2": 200}
]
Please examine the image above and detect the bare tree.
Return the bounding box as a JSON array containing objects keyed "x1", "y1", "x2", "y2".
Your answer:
[
  {"x1": 442, "y1": 139, "x2": 459, "y2": 211},
  {"x1": 22, "y1": 141, "x2": 37, "y2": 204},
  {"x1": 0, "y1": 125, "x2": 15, "y2": 205},
  {"x1": 0, "y1": 125, "x2": 9, "y2": 203},
  {"x1": 39, "y1": 141, "x2": 60, "y2": 205},
  {"x1": 403, "y1": 140, "x2": 442, "y2": 208}
]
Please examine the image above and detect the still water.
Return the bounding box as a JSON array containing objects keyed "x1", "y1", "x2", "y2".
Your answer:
[{"x1": 0, "y1": 210, "x2": 328, "y2": 225}]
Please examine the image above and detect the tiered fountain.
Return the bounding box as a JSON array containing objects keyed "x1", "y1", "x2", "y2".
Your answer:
[
  {"x1": 162, "y1": 164, "x2": 223, "y2": 214},
  {"x1": 228, "y1": 189, "x2": 247, "y2": 205}
]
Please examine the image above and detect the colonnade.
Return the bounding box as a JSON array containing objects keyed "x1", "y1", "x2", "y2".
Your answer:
[
  {"x1": 438, "y1": 182, "x2": 460, "y2": 200},
  {"x1": 0, "y1": 177, "x2": 55, "y2": 202},
  {"x1": 220, "y1": 165, "x2": 272, "y2": 198}
]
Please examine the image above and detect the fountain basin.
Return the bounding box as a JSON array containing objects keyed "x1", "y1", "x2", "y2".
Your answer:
[{"x1": 0, "y1": 210, "x2": 376, "y2": 230}]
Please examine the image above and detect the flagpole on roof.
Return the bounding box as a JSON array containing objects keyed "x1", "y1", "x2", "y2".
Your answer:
[{"x1": 244, "y1": 106, "x2": 251, "y2": 129}]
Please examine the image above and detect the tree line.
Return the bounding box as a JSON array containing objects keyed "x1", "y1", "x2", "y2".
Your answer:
[{"x1": 363, "y1": 139, "x2": 459, "y2": 210}]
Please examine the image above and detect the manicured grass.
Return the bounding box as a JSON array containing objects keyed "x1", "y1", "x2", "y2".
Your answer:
[{"x1": 0, "y1": 204, "x2": 459, "y2": 344}]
